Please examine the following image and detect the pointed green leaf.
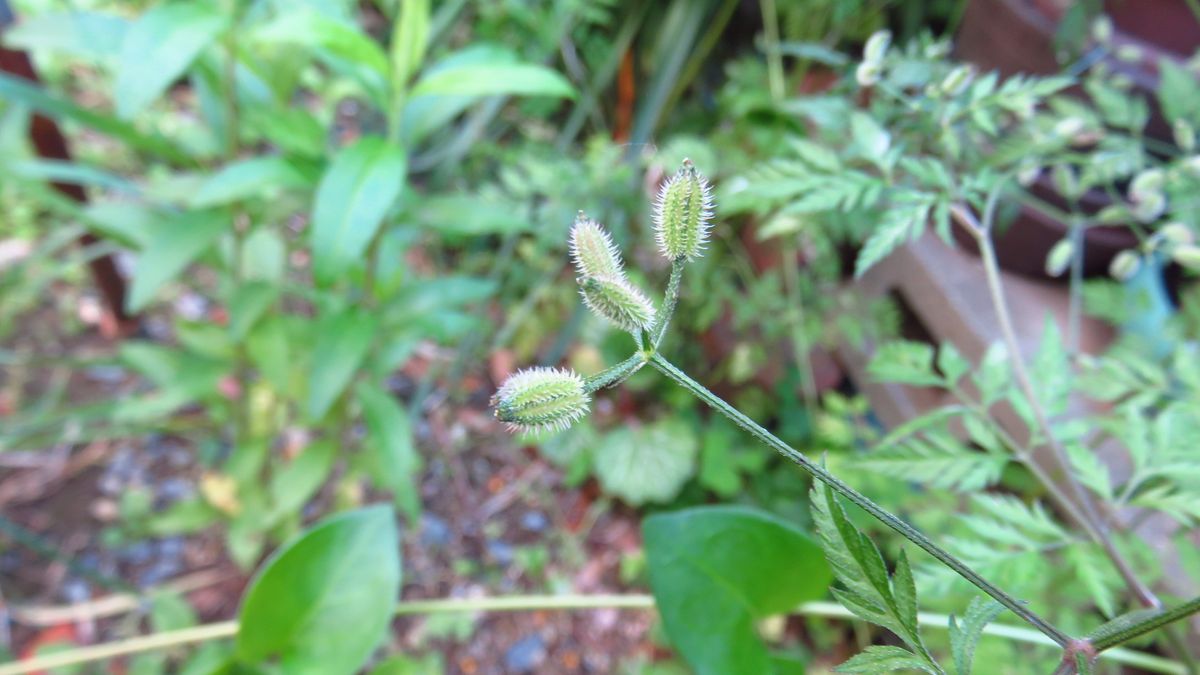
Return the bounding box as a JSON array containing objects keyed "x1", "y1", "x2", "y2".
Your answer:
[
  {"x1": 127, "y1": 210, "x2": 228, "y2": 312},
  {"x1": 236, "y1": 506, "x2": 401, "y2": 674},
  {"x1": 356, "y1": 381, "x2": 422, "y2": 519},
  {"x1": 836, "y1": 646, "x2": 941, "y2": 674},
  {"x1": 307, "y1": 308, "x2": 377, "y2": 420},
  {"x1": 115, "y1": 2, "x2": 228, "y2": 119},
  {"x1": 644, "y1": 506, "x2": 831, "y2": 675},
  {"x1": 311, "y1": 137, "x2": 407, "y2": 284},
  {"x1": 191, "y1": 157, "x2": 312, "y2": 207},
  {"x1": 948, "y1": 598, "x2": 1004, "y2": 675},
  {"x1": 389, "y1": 0, "x2": 430, "y2": 90},
  {"x1": 410, "y1": 61, "x2": 576, "y2": 99}
]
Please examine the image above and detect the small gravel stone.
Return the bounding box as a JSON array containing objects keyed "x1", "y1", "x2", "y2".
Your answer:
[{"x1": 503, "y1": 635, "x2": 547, "y2": 673}]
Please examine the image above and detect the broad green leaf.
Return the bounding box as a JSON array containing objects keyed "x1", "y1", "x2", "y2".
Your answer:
[
  {"x1": 241, "y1": 228, "x2": 287, "y2": 282},
  {"x1": 644, "y1": 506, "x2": 831, "y2": 675},
  {"x1": 236, "y1": 506, "x2": 401, "y2": 675},
  {"x1": 115, "y1": 2, "x2": 228, "y2": 119},
  {"x1": 948, "y1": 598, "x2": 1003, "y2": 675},
  {"x1": 416, "y1": 192, "x2": 530, "y2": 237},
  {"x1": 254, "y1": 10, "x2": 389, "y2": 104},
  {"x1": 82, "y1": 201, "x2": 158, "y2": 249},
  {"x1": 788, "y1": 138, "x2": 841, "y2": 172},
  {"x1": 2, "y1": 159, "x2": 137, "y2": 193},
  {"x1": 5, "y1": 11, "x2": 128, "y2": 60},
  {"x1": 356, "y1": 381, "x2": 422, "y2": 519},
  {"x1": 307, "y1": 308, "x2": 378, "y2": 420},
  {"x1": 397, "y1": 45, "x2": 517, "y2": 144},
  {"x1": 310, "y1": 137, "x2": 407, "y2": 284},
  {"x1": 228, "y1": 281, "x2": 279, "y2": 340},
  {"x1": 390, "y1": 0, "x2": 430, "y2": 90},
  {"x1": 191, "y1": 157, "x2": 312, "y2": 207},
  {"x1": 0, "y1": 73, "x2": 187, "y2": 162},
  {"x1": 268, "y1": 441, "x2": 336, "y2": 520},
  {"x1": 127, "y1": 210, "x2": 228, "y2": 312},
  {"x1": 410, "y1": 61, "x2": 576, "y2": 99},
  {"x1": 593, "y1": 419, "x2": 697, "y2": 505},
  {"x1": 835, "y1": 646, "x2": 940, "y2": 674}
]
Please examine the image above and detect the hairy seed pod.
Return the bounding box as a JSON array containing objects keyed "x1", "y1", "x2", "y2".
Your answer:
[
  {"x1": 491, "y1": 367, "x2": 590, "y2": 434},
  {"x1": 569, "y1": 213, "x2": 624, "y2": 278},
  {"x1": 1159, "y1": 222, "x2": 1195, "y2": 247},
  {"x1": 1110, "y1": 250, "x2": 1141, "y2": 281},
  {"x1": 1171, "y1": 244, "x2": 1200, "y2": 270},
  {"x1": 855, "y1": 60, "x2": 881, "y2": 87},
  {"x1": 863, "y1": 30, "x2": 891, "y2": 64},
  {"x1": 1132, "y1": 192, "x2": 1167, "y2": 224},
  {"x1": 1174, "y1": 119, "x2": 1196, "y2": 152},
  {"x1": 653, "y1": 159, "x2": 714, "y2": 261},
  {"x1": 579, "y1": 274, "x2": 656, "y2": 332},
  {"x1": 1130, "y1": 168, "x2": 1165, "y2": 199},
  {"x1": 1045, "y1": 238, "x2": 1074, "y2": 277},
  {"x1": 940, "y1": 64, "x2": 974, "y2": 96}
]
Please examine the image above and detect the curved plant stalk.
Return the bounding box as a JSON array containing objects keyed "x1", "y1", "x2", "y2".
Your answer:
[
  {"x1": 2, "y1": 595, "x2": 1186, "y2": 675},
  {"x1": 953, "y1": 197, "x2": 1197, "y2": 669}
]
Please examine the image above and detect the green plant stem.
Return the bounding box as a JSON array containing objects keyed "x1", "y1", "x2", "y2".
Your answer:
[
  {"x1": 652, "y1": 260, "x2": 685, "y2": 349},
  {"x1": 759, "y1": 0, "x2": 785, "y2": 102},
  {"x1": 3, "y1": 596, "x2": 1182, "y2": 675},
  {"x1": 647, "y1": 352, "x2": 1072, "y2": 647},
  {"x1": 1093, "y1": 596, "x2": 1200, "y2": 652},
  {"x1": 584, "y1": 353, "x2": 646, "y2": 391},
  {"x1": 781, "y1": 242, "x2": 819, "y2": 417},
  {"x1": 953, "y1": 203, "x2": 1160, "y2": 610}
]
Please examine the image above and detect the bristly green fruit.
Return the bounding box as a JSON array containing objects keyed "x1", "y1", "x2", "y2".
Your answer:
[
  {"x1": 1109, "y1": 250, "x2": 1141, "y2": 281},
  {"x1": 579, "y1": 274, "x2": 656, "y2": 332},
  {"x1": 654, "y1": 159, "x2": 713, "y2": 262},
  {"x1": 491, "y1": 367, "x2": 590, "y2": 434},
  {"x1": 570, "y1": 213, "x2": 624, "y2": 278}
]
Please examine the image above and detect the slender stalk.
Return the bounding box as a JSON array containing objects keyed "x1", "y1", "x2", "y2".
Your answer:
[
  {"x1": 1066, "y1": 212, "x2": 1084, "y2": 354},
  {"x1": 652, "y1": 260, "x2": 685, "y2": 349},
  {"x1": 759, "y1": 0, "x2": 785, "y2": 102},
  {"x1": 952, "y1": 203, "x2": 1161, "y2": 611},
  {"x1": 2, "y1": 595, "x2": 1182, "y2": 675},
  {"x1": 781, "y1": 242, "x2": 820, "y2": 417},
  {"x1": 648, "y1": 352, "x2": 1072, "y2": 647},
  {"x1": 1093, "y1": 596, "x2": 1200, "y2": 652},
  {"x1": 584, "y1": 353, "x2": 646, "y2": 391}
]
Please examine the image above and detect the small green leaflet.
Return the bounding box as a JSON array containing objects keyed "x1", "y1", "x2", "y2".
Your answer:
[
  {"x1": 812, "y1": 481, "x2": 944, "y2": 674},
  {"x1": 948, "y1": 598, "x2": 1004, "y2": 675}
]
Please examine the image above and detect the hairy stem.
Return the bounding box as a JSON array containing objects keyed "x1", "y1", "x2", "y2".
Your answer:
[
  {"x1": 648, "y1": 352, "x2": 1071, "y2": 646},
  {"x1": 584, "y1": 353, "x2": 646, "y2": 392},
  {"x1": 652, "y1": 259, "x2": 685, "y2": 349},
  {"x1": 952, "y1": 203, "x2": 1162, "y2": 611},
  {"x1": 1093, "y1": 596, "x2": 1200, "y2": 652}
]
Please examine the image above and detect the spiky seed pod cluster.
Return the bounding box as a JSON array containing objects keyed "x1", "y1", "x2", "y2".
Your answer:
[
  {"x1": 491, "y1": 367, "x2": 590, "y2": 434},
  {"x1": 568, "y1": 212, "x2": 656, "y2": 332},
  {"x1": 653, "y1": 159, "x2": 713, "y2": 262}
]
